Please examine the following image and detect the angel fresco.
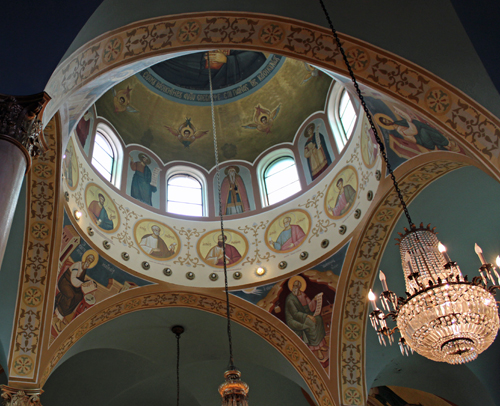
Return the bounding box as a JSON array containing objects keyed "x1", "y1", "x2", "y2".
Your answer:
[
  {"x1": 242, "y1": 104, "x2": 281, "y2": 134},
  {"x1": 301, "y1": 62, "x2": 321, "y2": 85},
  {"x1": 113, "y1": 86, "x2": 139, "y2": 113},
  {"x1": 164, "y1": 118, "x2": 209, "y2": 148}
]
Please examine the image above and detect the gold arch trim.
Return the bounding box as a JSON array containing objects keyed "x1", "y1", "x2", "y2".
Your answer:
[
  {"x1": 46, "y1": 12, "x2": 500, "y2": 181},
  {"x1": 41, "y1": 288, "x2": 336, "y2": 406}
]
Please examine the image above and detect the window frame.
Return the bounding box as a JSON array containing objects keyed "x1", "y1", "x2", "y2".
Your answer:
[
  {"x1": 166, "y1": 166, "x2": 207, "y2": 217},
  {"x1": 91, "y1": 123, "x2": 123, "y2": 187},
  {"x1": 257, "y1": 149, "x2": 301, "y2": 207},
  {"x1": 327, "y1": 82, "x2": 359, "y2": 152}
]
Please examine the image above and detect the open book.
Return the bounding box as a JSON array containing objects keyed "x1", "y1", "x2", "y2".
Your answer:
[{"x1": 81, "y1": 280, "x2": 98, "y2": 295}]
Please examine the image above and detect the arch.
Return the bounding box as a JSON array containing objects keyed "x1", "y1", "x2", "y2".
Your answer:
[
  {"x1": 333, "y1": 153, "x2": 485, "y2": 406},
  {"x1": 44, "y1": 12, "x2": 500, "y2": 187},
  {"x1": 34, "y1": 10, "x2": 500, "y2": 405},
  {"x1": 41, "y1": 286, "x2": 337, "y2": 406}
]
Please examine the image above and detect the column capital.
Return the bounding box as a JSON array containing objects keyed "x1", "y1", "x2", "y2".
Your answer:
[
  {"x1": 0, "y1": 92, "x2": 51, "y2": 160},
  {"x1": 1, "y1": 385, "x2": 43, "y2": 406}
]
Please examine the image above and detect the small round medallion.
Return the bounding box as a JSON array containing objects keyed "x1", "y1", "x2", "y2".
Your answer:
[
  {"x1": 375, "y1": 170, "x2": 381, "y2": 181},
  {"x1": 354, "y1": 209, "x2": 361, "y2": 219},
  {"x1": 367, "y1": 190, "x2": 374, "y2": 201},
  {"x1": 321, "y1": 239, "x2": 330, "y2": 249},
  {"x1": 279, "y1": 261, "x2": 287, "y2": 270},
  {"x1": 103, "y1": 240, "x2": 111, "y2": 250},
  {"x1": 186, "y1": 271, "x2": 195, "y2": 280},
  {"x1": 121, "y1": 252, "x2": 130, "y2": 261},
  {"x1": 339, "y1": 225, "x2": 347, "y2": 235},
  {"x1": 142, "y1": 261, "x2": 150, "y2": 270},
  {"x1": 233, "y1": 271, "x2": 242, "y2": 280},
  {"x1": 163, "y1": 268, "x2": 172, "y2": 276},
  {"x1": 64, "y1": 191, "x2": 70, "y2": 202},
  {"x1": 209, "y1": 272, "x2": 219, "y2": 281},
  {"x1": 299, "y1": 251, "x2": 309, "y2": 260}
]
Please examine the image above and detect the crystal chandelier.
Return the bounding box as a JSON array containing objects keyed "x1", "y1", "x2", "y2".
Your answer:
[
  {"x1": 318, "y1": 0, "x2": 500, "y2": 364},
  {"x1": 207, "y1": 54, "x2": 250, "y2": 405},
  {"x1": 369, "y1": 226, "x2": 499, "y2": 364}
]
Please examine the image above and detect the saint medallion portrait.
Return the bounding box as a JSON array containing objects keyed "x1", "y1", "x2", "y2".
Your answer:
[
  {"x1": 265, "y1": 209, "x2": 311, "y2": 253},
  {"x1": 324, "y1": 165, "x2": 358, "y2": 220},
  {"x1": 134, "y1": 219, "x2": 180, "y2": 260},
  {"x1": 84, "y1": 183, "x2": 120, "y2": 233},
  {"x1": 197, "y1": 229, "x2": 248, "y2": 269}
]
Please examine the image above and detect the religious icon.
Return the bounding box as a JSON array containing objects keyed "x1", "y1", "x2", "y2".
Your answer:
[
  {"x1": 134, "y1": 219, "x2": 180, "y2": 260},
  {"x1": 242, "y1": 104, "x2": 281, "y2": 134},
  {"x1": 63, "y1": 138, "x2": 79, "y2": 190},
  {"x1": 265, "y1": 210, "x2": 311, "y2": 253},
  {"x1": 112, "y1": 86, "x2": 139, "y2": 113},
  {"x1": 85, "y1": 183, "x2": 120, "y2": 233},
  {"x1": 301, "y1": 62, "x2": 321, "y2": 85},
  {"x1": 164, "y1": 117, "x2": 209, "y2": 148},
  {"x1": 250, "y1": 268, "x2": 337, "y2": 367},
  {"x1": 284, "y1": 275, "x2": 329, "y2": 361},
  {"x1": 303, "y1": 122, "x2": 332, "y2": 180},
  {"x1": 219, "y1": 166, "x2": 251, "y2": 215},
  {"x1": 324, "y1": 166, "x2": 358, "y2": 219},
  {"x1": 374, "y1": 105, "x2": 461, "y2": 159},
  {"x1": 360, "y1": 115, "x2": 378, "y2": 168},
  {"x1": 197, "y1": 229, "x2": 248, "y2": 269},
  {"x1": 53, "y1": 249, "x2": 99, "y2": 333},
  {"x1": 129, "y1": 152, "x2": 159, "y2": 206}
]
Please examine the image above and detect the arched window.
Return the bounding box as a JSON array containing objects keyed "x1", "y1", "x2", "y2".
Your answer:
[
  {"x1": 338, "y1": 89, "x2": 357, "y2": 148},
  {"x1": 91, "y1": 131, "x2": 116, "y2": 183},
  {"x1": 264, "y1": 157, "x2": 301, "y2": 206},
  {"x1": 167, "y1": 174, "x2": 203, "y2": 216}
]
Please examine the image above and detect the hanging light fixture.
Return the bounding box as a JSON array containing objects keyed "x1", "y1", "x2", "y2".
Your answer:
[
  {"x1": 207, "y1": 54, "x2": 250, "y2": 406},
  {"x1": 319, "y1": 0, "x2": 500, "y2": 364}
]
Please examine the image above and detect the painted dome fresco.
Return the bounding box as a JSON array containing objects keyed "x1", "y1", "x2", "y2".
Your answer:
[
  {"x1": 92, "y1": 50, "x2": 333, "y2": 169},
  {"x1": 63, "y1": 48, "x2": 387, "y2": 288}
]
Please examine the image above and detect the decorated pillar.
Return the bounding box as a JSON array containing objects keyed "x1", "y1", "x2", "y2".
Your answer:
[
  {"x1": 0, "y1": 92, "x2": 50, "y2": 269},
  {"x1": 1, "y1": 386, "x2": 43, "y2": 406}
]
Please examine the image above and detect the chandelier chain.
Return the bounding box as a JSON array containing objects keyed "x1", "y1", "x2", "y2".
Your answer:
[
  {"x1": 176, "y1": 331, "x2": 180, "y2": 406},
  {"x1": 208, "y1": 53, "x2": 235, "y2": 368},
  {"x1": 318, "y1": 0, "x2": 414, "y2": 227}
]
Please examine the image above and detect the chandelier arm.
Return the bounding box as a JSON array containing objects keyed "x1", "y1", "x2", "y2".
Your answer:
[
  {"x1": 208, "y1": 52, "x2": 235, "y2": 369},
  {"x1": 318, "y1": 0, "x2": 414, "y2": 228}
]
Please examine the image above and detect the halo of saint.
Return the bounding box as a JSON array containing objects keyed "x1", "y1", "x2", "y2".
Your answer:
[
  {"x1": 134, "y1": 219, "x2": 180, "y2": 260},
  {"x1": 324, "y1": 165, "x2": 358, "y2": 220}
]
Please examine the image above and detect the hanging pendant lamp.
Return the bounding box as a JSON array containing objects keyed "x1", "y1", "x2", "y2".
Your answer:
[
  {"x1": 207, "y1": 52, "x2": 250, "y2": 405},
  {"x1": 318, "y1": 0, "x2": 500, "y2": 364}
]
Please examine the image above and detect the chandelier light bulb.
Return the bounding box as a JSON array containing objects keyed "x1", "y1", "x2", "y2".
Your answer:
[
  {"x1": 496, "y1": 255, "x2": 500, "y2": 268},
  {"x1": 368, "y1": 290, "x2": 379, "y2": 311},
  {"x1": 379, "y1": 270, "x2": 389, "y2": 292},
  {"x1": 475, "y1": 243, "x2": 487, "y2": 265},
  {"x1": 74, "y1": 210, "x2": 82, "y2": 220},
  {"x1": 438, "y1": 243, "x2": 446, "y2": 253}
]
